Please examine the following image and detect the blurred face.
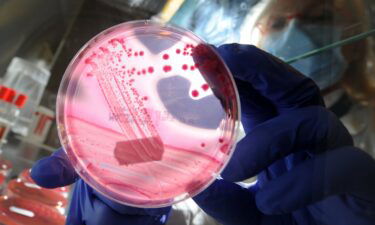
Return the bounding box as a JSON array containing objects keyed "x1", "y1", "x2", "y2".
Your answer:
[
  {"x1": 251, "y1": 0, "x2": 366, "y2": 48},
  {"x1": 252, "y1": 0, "x2": 338, "y2": 47},
  {"x1": 248, "y1": 0, "x2": 368, "y2": 93}
]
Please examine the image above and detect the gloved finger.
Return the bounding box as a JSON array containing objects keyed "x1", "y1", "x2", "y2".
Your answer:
[
  {"x1": 192, "y1": 44, "x2": 277, "y2": 132},
  {"x1": 193, "y1": 179, "x2": 260, "y2": 225},
  {"x1": 235, "y1": 78, "x2": 277, "y2": 132},
  {"x1": 255, "y1": 147, "x2": 375, "y2": 215},
  {"x1": 216, "y1": 44, "x2": 325, "y2": 112},
  {"x1": 31, "y1": 148, "x2": 78, "y2": 188},
  {"x1": 67, "y1": 180, "x2": 171, "y2": 225},
  {"x1": 221, "y1": 106, "x2": 353, "y2": 181},
  {"x1": 193, "y1": 179, "x2": 295, "y2": 225}
]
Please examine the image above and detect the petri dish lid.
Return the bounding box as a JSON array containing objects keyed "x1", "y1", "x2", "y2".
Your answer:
[{"x1": 57, "y1": 20, "x2": 240, "y2": 207}]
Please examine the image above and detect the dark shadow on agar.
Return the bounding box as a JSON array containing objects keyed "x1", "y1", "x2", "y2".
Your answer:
[{"x1": 157, "y1": 76, "x2": 225, "y2": 129}]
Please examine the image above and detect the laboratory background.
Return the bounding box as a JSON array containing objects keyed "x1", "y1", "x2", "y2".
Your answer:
[{"x1": 0, "y1": 0, "x2": 374, "y2": 224}]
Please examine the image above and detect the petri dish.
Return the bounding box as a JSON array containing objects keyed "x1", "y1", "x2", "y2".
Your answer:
[{"x1": 57, "y1": 20, "x2": 240, "y2": 207}]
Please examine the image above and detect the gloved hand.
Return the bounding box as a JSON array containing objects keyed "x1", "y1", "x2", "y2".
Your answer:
[
  {"x1": 31, "y1": 148, "x2": 171, "y2": 225},
  {"x1": 192, "y1": 44, "x2": 375, "y2": 225}
]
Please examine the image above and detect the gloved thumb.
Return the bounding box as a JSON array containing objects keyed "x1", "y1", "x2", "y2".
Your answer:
[{"x1": 31, "y1": 148, "x2": 79, "y2": 188}]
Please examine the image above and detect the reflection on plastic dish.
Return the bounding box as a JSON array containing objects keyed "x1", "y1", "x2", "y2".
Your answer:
[{"x1": 57, "y1": 20, "x2": 240, "y2": 207}]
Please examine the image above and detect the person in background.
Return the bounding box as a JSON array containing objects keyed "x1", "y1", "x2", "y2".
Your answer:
[
  {"x1": 250, "y1": 0, "x2": 375, "y2": 157},
  {"x1": 168, "y1": 0, "x2": 261, "y2": 45}
]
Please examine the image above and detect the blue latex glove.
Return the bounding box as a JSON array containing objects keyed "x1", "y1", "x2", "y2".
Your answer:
[
  {"x1": 31, "y1": 148, "x2": 171, "y2": 225},
  {"x1": 192, "y1": 44, "x2": 375, "y2": 225}
]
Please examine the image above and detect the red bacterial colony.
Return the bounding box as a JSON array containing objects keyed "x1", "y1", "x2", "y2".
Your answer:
[
  {"x1": 191, "y1": 90, "x2": 199, "y2": 97},
  {"x1": 201, "y1": 84, "x2": 209, "y2": 91},
  {"x1": 163, "y1": 65, "x2": 172, "y2": 72},
  {"x1": 162, "y1": 54, "x2": 169, "y2": 60}
]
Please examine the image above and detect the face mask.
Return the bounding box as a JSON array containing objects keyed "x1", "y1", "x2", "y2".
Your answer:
[{"x1": 262, "y1": 19, "x2": 347, "y2": 90}]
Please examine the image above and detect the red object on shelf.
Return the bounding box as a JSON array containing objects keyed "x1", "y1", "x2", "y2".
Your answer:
[
  {"x1": 14, "y1": 94, "x2": 28, "y2": 108},
  {"x1": 0, "y1": 86, "x2": 9, "y2": 100},
  {"x1": 4, "y1": 88, "x2": 16, "y2": 103},
  {"x1": 0, "y1": 196, "x2": 65, "y2": 225},
  {"x1": 0, "y1": 174, "x2": 4, "y2": 186},
  {"x1": 0, "y1": 212, "x2": 22, "y2": 225},
  {"x1": 18, "y1": 169, "x2": 71, "y2": 195},
  {"x1": 0, "y1": 174, "x2": 5, "y2": 194},
  {"x1": 7, "y1": 179, "x2": 68, "y2": 208},
  {"x1": 0, "y1": 126, "x2": 6, "y2": 140}
]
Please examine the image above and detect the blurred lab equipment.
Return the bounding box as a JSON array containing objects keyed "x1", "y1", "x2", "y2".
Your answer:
[
  {"x1": 0, "y1": 195, "x2": 65, "y2": 225},
  {"x1": 1, "y1": 57, "x2": 50, "y2": 136},
  {"x1": 0, "y1": 156, "x2": 13, "y2": 177},
  {"x1": 27, "y1": 106, "x2": 55, "y2": 144},
  {"x1": 6, "y1": 179, "x2": 68, "y2": 209},
  {"x1": 0, "y1": 120, "x2": 11, "y2": 147}
]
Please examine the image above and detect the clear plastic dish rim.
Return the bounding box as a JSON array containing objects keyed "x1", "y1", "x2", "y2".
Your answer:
[{"x1": 56, "y1": 20, "x2": 242, "y2": 208}]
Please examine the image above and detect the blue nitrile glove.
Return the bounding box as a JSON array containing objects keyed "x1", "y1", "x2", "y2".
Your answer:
[
  {"x1": 192, "y1": 44, "x2": 375, "y2": 225},
  {"x1": 31, "y1": 148, "x2": 171, "y2": 225}
]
